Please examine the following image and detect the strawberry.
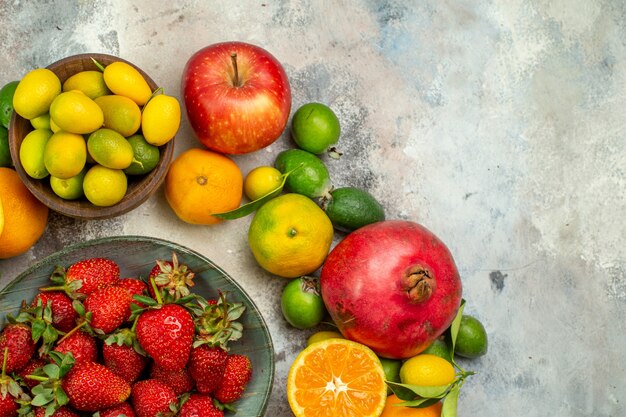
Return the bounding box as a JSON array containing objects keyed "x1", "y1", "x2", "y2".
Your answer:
[
  {"x1": 188, "y1": 346, "x2": 228, "y2": 394},
  {"x1": 33, "y1": 406, "x2": 79, "y2": 417},
  {"x1": 17, "y1": 358, "x2": 46, "y2": 389},
  {"x1": 54, "y1": 330, "x2": 97, "y2": 364},
  {"x1": 84, "y1": 286, "x2": 132, "y2": 334},
  {"x1": 42, "y1": 258, "x2": 120, "y2": 299},
  {"x1": 178, "y1": 394, "x2": 223, "y2": 417},
  {"x1": 0, "y1": 324, "x2": 35, "y2": 373},
  {"x1": 118, "y1": 278, "x2": 148, "y2": 314},
  {"x1": 131, "y1": 379, "x2": 176, "y2": 417},
  {"x1": 136, "y1": 304, "x2": 194, "y2": 371},
  {"x1": 0, "y1": 346, "x2": 23, "y2": 417},
  {"x1": 149, "y1": 364, "x2": 194, "y2": 396},
  {"x1": 102, "y1": 342, "x2": 148, "y2": 383},
  {"x1": 147, "y1": 253, "x2": 195, "y2": 302},
  {"x1": 97, "y1": 402, "x2": 136, "y2": 417},
  {"x1": 0, "y1": 395, "x2": 18, "y2": 417},
  {"x1": 213, "y1": 354, "x2": 252, "y2": 404},
  {"x1": 188, "y1": 292, "x2": 245, "y2": 349},
  {"x1": 31, "y1": 292, "x2": 77, "y2": 333},
  {"x1": 62, "y1": 361, "x2": 131, "y2": 411}
]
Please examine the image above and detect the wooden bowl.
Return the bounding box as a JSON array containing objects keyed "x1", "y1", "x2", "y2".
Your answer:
[
  {"x1": 0, "y1": 236, "x2": 274, "y2": 416},
  {"x1": 8, "y1": 53, "x2": 175, "y2": 220}
]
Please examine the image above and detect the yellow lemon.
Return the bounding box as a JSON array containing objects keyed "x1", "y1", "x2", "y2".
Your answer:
[
  {"x1": 399, "y1": 354, "x2": 456, "y2": 387},
  {"x1": 244, "y1": 166, "x2": 283, "y2": 201},
  {"x1": 248, "y1": 193, "x2": 333, "y2": 278},
  {"x1": 306, "y1": 330, "x2": 344, "y2": 346},
  {"x1": 19, "y1": 128, "x2": 52, "y2": 179},
  {"x1": 87, "y1": 128, "x2": 134, "y2": 170},
  {"x1": 141, "y1": 94, "x2": 180, "y2": 146},
  {"x1": 82, "y1": 165, "x2": 127, "y2": 207},
  {"x1": 49, "y1": 90, "x2": 104, "y2": 134},
  {"x1": 103, "y1": 61, "x2": 152, "y2": 106},
  {"x1": 30, "y1": 113, "x2": 51, "y2": 130},
  {"x1": 13, "y1": 68, "x2": 61, "y2": 120},
  {"x1": 62, "y1": 70, "x2": 110, "y2": 99},
  {"x1": 49, "y1": 117, "x2": 61, "y2": 132},
  {"x1": 94, "y1": 94, "x2": 141, "y2": 137},
  {"x1": 43, "y1": 131, "x2": 87, "y2": 179}
]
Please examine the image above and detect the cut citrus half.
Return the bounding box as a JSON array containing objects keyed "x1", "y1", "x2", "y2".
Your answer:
[{"x1": 287, "y1": 338, "x2": 387, "y2": 417}]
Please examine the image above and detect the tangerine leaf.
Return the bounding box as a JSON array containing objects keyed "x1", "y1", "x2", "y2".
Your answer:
[
  {"x1": 449, "y1": 299, "x2": 466, "y2": 356},
  {"x1": 386, "y1": 381, "x2": 450, "y2": 399},
  {"x1": 442, "y1": 382, "x2": 460, "y2": 417}
]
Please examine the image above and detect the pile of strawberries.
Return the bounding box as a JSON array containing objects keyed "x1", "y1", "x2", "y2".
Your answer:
[{"x1": 0, "y1": 254, "x2": 252, "y2": 417}]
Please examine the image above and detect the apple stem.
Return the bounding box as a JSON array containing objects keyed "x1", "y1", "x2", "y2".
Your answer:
[{"x1": 231, "y1": 53, "x2": 240, "y2": 87}]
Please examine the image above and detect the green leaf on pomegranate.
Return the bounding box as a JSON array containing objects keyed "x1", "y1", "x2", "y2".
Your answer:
[
  {"x1": 212, "y1": 165, "x2": 301, "y2": 220},
  {"x1": 449, "y1": 299, "x2": 466, "y2": 357},
  {"x1": 442, "y1": 382, "x2": 461, "y2": 417}
]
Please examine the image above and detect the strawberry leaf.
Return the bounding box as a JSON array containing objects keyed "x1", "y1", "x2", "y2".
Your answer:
[{"x1": 42, "y1": 364, "x2": 59, "y2": 380}]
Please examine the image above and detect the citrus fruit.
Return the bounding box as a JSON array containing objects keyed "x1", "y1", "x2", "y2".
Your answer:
[
  {"x1": 274, "y1": 149, "x2": 331, "y2": 199},
  {"x1": 243, "y1": 166, "x2": 283, "y2": 201},
  {"x1": 82, "y1": 165, "x2": 127, "y2": 207},
  {"x1": 380, "y1": 394, "x2": 442, "y2": 417},
  {"x1": 13, "y1": 68, "x2": 61, "y2": 120},
  {"x1": 0, "y1": 168, "x2": 49, "y2": 259},
  {"x1": 164, "y1": 148, "x2": 242, "y2": 225},
  {"x1": 399, "y1": 354, "x2": 456, "y2": 387},
  {"x1": 43, "y1": 131, "x2": 87, "y2": 179},
  {"x1": 141, "y1": 94, "x2": 181, "y2": 146},
  {"x1": 87, "y1": 128, "x2": 134, "y2": 169},
  {"x1": 102, "y1": 61, "x2": 152, "y2": 106},
  {"x1": 0, "y1": 80, "x2": 19, "y2": 128},
  {"x1": 0, "y1": 197, "x2": 3, "y2": 236},
  {"x1": 323, "y1": 186, "x2": 385, "y2": 232},
  {"x1": 62, "y1": 70, "x2": 110, "y2": 99},
  {"x1": 281, "y1": 276, "x2": 326, "y2": 329},
  {"x1": 287, "y1": 338, "x2": 387, "y2": 417},
  {"x1": 421, "y1": 337, "x2": 452, "y2": 363},
  {"x1": 94, "y1": 94, "x2": 141, "y2": 137},
  {"x1": 248, "y1": 193, "x2": 333, "y2": 278},
  {"x1": 0, "y1": 126, "x2": 11, "y2": 167},
  {"x1": 50, "y1": 168, "x2": 87, "y2": 200},
  {"x1": 306, "y1": 330, "x2": 344, "y2": 346},
  {"x1": 379, "y1": 357, "x2": 402, "y2": 394},
  {"x1": 454, "y1": 315, "x2": 488, "y2": 358},
  {"x1": 49, "y1": 90, "x2": 104, "y2": 134},
  {"x1": 123, "y1": 134, "x2": 160, "y2": 176},
  {"x1": 49, "y1": 117, "x2": 61, "y2": 133},
  {"x1": 19, "y1": 128, "x2": 52, "y2": 179},
  {"x1": 291, "y1": 102, "x2": 340, "y2": 154},
  {"x1": 30, "y1": 113, "x2": 51, "y2": 130}
]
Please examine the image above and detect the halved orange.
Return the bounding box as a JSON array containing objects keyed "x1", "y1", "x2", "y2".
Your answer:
[{"x1": 287, "y1": 339, "x2": 387, "y2": 417}]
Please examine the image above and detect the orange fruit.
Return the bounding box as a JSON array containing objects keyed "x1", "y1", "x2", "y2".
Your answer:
[
  {"x1": 0, "y1": 168, "x2": 48, "y2": 258},
  {"x1": 165, "y1": 148, "x2": 242, "y2": 225},
  {"x1": 248, "y1": 193, "x2": 333, "y2": 278},
  {"x1": 287, "y1": 338, "x2": 387, "y2": 417},
  {"x1": 380, "y1": 395, "x2": 442, "y2": 417}
]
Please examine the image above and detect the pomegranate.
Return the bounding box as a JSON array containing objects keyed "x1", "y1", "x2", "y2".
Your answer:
[{"x1": 320, "y1": 220, "x2": 462, "y2": 359}]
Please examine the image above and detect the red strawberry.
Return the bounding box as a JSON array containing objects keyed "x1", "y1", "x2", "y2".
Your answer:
[
  {"x1": 54, "y1": 330, "x2": 97, "y2": 364},
  {"x1": 213, "y1": 354, "x2": 252, "y2": 404},
  {"x1": 44, "y1": 258, "x2": 120, "y2": 298},
  {"x1": 178, "y1": 394, "x2": 224, "y2": 417},
  {"x1": 102, "y1": 342, "x2": 148, "y2": 383},
  {"x1": 62, "y1": 361, "x2": 131, "y2": 411},
  {"x1": 136, "y1": 304, "x2": 194, "y2": 371},
  {"x1": 150, "y1": 364, "x2": 194, "y2": 396},
  {"x1": 0, "y1": 324, "x2": 35, "y2": 373},
  {"x1": 0, "y1": 394, "x2": 17, "y2": 417},
  {"x1": 118, "y1": 278, "x2": 148, "y2": 314},
  {"x1": 98, "y1": 402, "x2": 136, "y2": 417},
  {"x1": 17, "y1": 358, "x2": 47, "y2": 389},
  {"x1": 131, "y1": 379, "x2": 176, "y2": 417},
  {"x1": 84, "y1": 286, "x2": 132, "y2": 334},
  {"x1": 31, "y1": 292, "x2": 77, "y2": 333},
  {"x1": 34, "y1": 406, "x2": 79, "y2": 417},
  {"x1": 188, "y1": 346, "x2": 228, "y2": 394}
]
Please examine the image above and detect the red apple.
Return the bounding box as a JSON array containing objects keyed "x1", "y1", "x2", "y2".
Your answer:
[{"x1": 181, "y1": 41, "x2": 292, "y2": 154}]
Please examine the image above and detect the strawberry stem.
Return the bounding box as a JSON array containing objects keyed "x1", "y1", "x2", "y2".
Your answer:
[
  {"x1": 1, "y1": 347, "x2": 7, "y2": 378},
  {"x1": 25, "y1": 375, "x2": 48, "y2": 382},
  {"x1": 57, "y1": 321, "x2": 87, "y2": 344},
  {"x1": 150, "y1": 277, "x2": 163, "y2": 305}
]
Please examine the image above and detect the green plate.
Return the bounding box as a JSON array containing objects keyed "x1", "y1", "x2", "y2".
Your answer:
[{"x1": 0, "y1": 235, "x2": 274, "y2": 417}]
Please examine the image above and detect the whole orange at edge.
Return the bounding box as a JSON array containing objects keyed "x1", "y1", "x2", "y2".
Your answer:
[
  {"x1": 0, "y1": 168, "x2": 48, "y2": 259},
  {"x1": 287, "y1": 338, "x2": 387, "y2": 417},
  {"x1": 248, "y1": 193, "x2": 333, "y2": 278},
  {"x1": 164, "y1": 148, "x2": 242, "y2": 225},
  {"x1": 380, "y1": 394, "x2": 442, "y2": 417}
]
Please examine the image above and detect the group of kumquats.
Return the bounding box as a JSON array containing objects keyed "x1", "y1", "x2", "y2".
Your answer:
[{"x1": 0, "y1": 41, "x2": 488, "y2": 417}]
